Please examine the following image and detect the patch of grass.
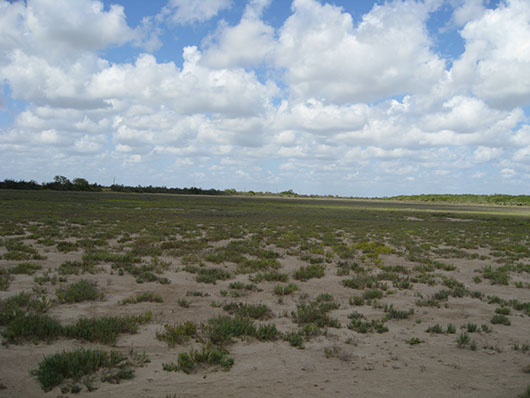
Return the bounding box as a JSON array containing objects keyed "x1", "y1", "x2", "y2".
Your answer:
[
  {"x1": 291, "y1": 294, "x2": 340, "y2": 328},
  {"x1": 249, "y1": 271, "x2": 289, "y2": 283},
  {"x1": 30, "y1": 348, "x2": 148, "y2": 392},
  {"x1": 293, "y1": 264, "x2": 326, "y2": 282},
  {"x1": 349, "y1": 296, "x2": 365, "y2": 306},
  {"x1": 491, "y1": 314, "x2": 511, "y2": 326},
  {"x1": 457, "y1": 333, "x2": 470, "y2": 347},
  {"x1": 177, "y1": 298, "x2": 191, "y2": 308},
  {"x1": 425, "y1": 324, "x2": 444, "y2": 334},
  {"x1": 156, "y1": 321, "x2": 198, "y2": 347},
  {"x1": 347, "y1": 312, "x2": 388, "y2": 334},
  {"x1": 2, "y1": 313, "x2": 63, "y2": 344},
  {"x1": 384, "y1": 304, "x2": 414, "y2": 320},
  {"x1": 407, "y1": 337, "x2": 423, "y2": 345},
  {"x1": 63, "y1": 312, "x2": 152, "y2": 344},
  {"x1": 8, "y1": 262, "x2": 42, "y2": 275},
  {"x1": 162, "y1": 345, "x2": 234, "y2": 373},
  {"x1": 57, "y1": 260, "x2": 100, "y2": 275},
  {"x1": 229, "y1": 281, "x2": 258, "y2": 291},
  {"x1": 195, "y1": 268, "x2": 231, "y2": 284},
  {"x1": 120, "y1": 292, "x2": 163, "y2": 305},
  {"x1": 222, "y1": 302, "x2": 272, "y2": 320},
  {"x1": 273, "y1": 283, "x2": 299, "y2": 296},
  {"x1": 56, "y1": 241, "x2": 79, "y2": 253},
  {"x1": 56, "y1": 280, "x2": 102, "y2": 303},
  {"x1": 495, "y1": 307, "x2": 511, "y2": 315},
  {"x1": 204, "y1": 316, "x2": 257, "y2": 346},
  {"x1": 481, "y1": 266, "x2": 510, "y2": 285}
]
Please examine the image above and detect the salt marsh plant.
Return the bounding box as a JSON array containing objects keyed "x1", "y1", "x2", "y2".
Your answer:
[
  {"x1": 162, "y1": 345, "x2": 234, "y2": 373},
  {"x1": 56, "y1": 280, "x2": 102, "y2": 303},
  {"x1": 156, "y1": 321, "x2": 198, "y2": 347},
  {"x1": 293, "y1": 264, "x2": 326, "y2": 281},
  {"x1": 30, "y1": 348, "x2": 148, "y2": 392}
]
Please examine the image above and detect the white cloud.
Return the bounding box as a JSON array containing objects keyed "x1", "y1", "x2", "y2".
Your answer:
[
  {"x1": 450, "y1": 0, "x2": 530, "y2": 108},
  {"x1": 472, "y1": 146, "x2": 503, "y2": 163},
  {"x1": 166, "y1": 0, "x2": 232, "y2": 24},
  {"x1": 276, "y1": 0, "x2": 445, "y2": 103},
  {"x1": 202, "y1": 0, "x2": 275, "y2": 68}
]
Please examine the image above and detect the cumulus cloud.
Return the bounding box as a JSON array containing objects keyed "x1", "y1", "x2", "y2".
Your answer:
[
  {"x1": 165, "y1": 0, "x2": 232, "y2": 24},
  {"x1": 0, "y1": 0, "x2": 529, "y2": 194},
  {"x1": 450, "y1": 0, "x2": 530, "y2": 108},
  {"x1": 276, "y1": 0, "x2": 446, "y2": 103},
  {"x1": 201, "y1": 0, "x2": 275, "y2": 68}
]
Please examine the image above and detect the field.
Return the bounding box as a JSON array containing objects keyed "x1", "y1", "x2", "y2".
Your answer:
[{"x1": 0, "y1": 190, "x2": 529, "y2": 397}]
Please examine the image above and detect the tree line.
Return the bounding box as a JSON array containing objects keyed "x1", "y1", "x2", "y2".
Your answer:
[{"x1": 0, "y1": 176, "x2": 225, "y2": 196}]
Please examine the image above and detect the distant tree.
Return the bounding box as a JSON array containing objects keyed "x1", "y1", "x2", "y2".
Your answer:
[{"x1": 72, "y1": 178, "x2": 90, "y2": 191}]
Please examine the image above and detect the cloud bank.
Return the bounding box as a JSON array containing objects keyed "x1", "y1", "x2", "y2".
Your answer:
[{"x1": 0, "y1": 0, "x2": 529, "y2": 196}]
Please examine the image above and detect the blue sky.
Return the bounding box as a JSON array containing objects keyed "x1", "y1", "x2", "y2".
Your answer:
[{"x1": 1, "y1": 0, "x2": 529, "y2": 196}]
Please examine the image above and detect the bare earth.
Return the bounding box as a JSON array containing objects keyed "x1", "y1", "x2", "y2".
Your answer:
[{"x1": 0, "y1": 212, "x2": 529, "y2": 397}]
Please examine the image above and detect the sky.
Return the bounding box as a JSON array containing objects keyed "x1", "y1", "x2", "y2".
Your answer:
[{"x1": 1, "y1": 0, "x2": 529, "y2": 197}]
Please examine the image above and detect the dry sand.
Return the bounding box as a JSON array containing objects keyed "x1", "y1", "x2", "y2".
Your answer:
[{"x1": 0, "y1": 236, "x2": 529, "y2": 398}]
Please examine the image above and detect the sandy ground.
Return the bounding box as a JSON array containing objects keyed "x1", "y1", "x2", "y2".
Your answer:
[{"x1": 0, "y1": 235, "x2": 529, "y2": 398}]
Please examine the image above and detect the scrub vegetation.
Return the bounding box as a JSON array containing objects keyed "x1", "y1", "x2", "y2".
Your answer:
[{"x1": 0, "y1": 190, "x2": 528, "y2": 396}]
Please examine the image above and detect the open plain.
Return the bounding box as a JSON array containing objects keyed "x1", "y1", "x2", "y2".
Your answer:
[{"x1": 0, "y1": 190, "x2": 529, "y2": 397}]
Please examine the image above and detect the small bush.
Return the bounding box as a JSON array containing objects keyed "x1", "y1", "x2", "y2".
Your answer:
[
  {"x1": 64, "y1": 313, "x2": 151, "y2": 344},
  {"x1": 425, "y1": 324, "x2": 444, "y2": 334},
  {"x1": 9, "y1": 262, "x2": 42, "y2": 275},
  {"x1": 249, "y1": 271, "x2": 289, "y2": 283},
  {"x1": 56, "y1": 280, "x2": 102, "y2": 303},
  {"x1": 491, "y1": 314, "x2": 511, "y2": 326},
  {"x1": 156, "y1": 321, "x2": 197, "y2": 347},
  {"x1": 293, "y1": 264, "x2": 326, "y2": 282},
  {"x1": 30, "y1": 348, "x2": 147, "y2": 392},
  {"x1": 162, "y1": 345, "x2": 234, "y2": 373},
  {"x1": 204, "y1": 316, "x2": 257, "y2": 346},
  {"x1": 274, "y1": 283, "x2": 299, "y2": 296},
  {"x1": 196, "y1": 268, "x2": 231, "y2": 284},
  {"x1": 495, "y1": 307, "x2": 511, "y2": 315},
  {"x1": 222, "y1": 302, "x2": 272, "y2": 320},
  {"x1": 120, "y1": 292, "x2": 163, "y2": 305},
  {"x1": 457, "y1": 333, "x2": 470, "y2": 347}
]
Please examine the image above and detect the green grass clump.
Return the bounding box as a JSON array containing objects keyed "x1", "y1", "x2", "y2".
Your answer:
[
  {"x1": 2, "y1": 313, "x2": 63, "y2": 344},
  {"x1": 491, "y1": 314, "x2": 511, "y2": 326},
  {"x1": 291, "y1": 294, "x2": 340, "y2": 328},
  {"x1": 63, "y1": 312, "x2": 151, "y2": 344},
  {"x1": 347, "y1": 311, "x2": 388, "y2": 334},
  {"x1": 8, "y1": 262, "x2": 42, "y2": 275},
  {"x1": 222, "y1": 302, "x2": 272, "y2": 320},
  {"x1": 384, "y1": 304, "x2": 414, "y2": 320},
  {"x1": 204, "y1": 316, "x2": 257, "y2": 346},
  {"x1": 349, "y1": 296, "x2": 365, "y2": 306},
  {"x1": 495, "y1": 307, "x2": 511, "y2": 315},
  {"x1": 0, "y1": 272, "x2": 13, "y2": 291},
  {"x1": 120, "y1": 292, "x2": 163, "y2": 305},
  {"x1": 425, "y1": 324, "x2": 444, "y2": 334},
  {"x1": 481, "y1": 266, "x2": 510, "y2": 285},
  {"x1": 156, "y1": 321, "x2": 198, "y2": 347},
  {"x1": 195, "y1": 268, "x2": 231, "y2": 284},
  {"x1": 457, "y1": 333, "x2": 470, "y2": 347},
  {"x1": 56, "y1": 241, "x2": 79, "y2": 253},
  {"x1": 57, "y1": 260, "x2": 100, "y2": 275},
  {"x1": 249, "y1": 271, "x2": 289, "y2": 283},
  {"x1": 273, "y1": 283, "x2": 299, "y2": 296},
  {"x1": 162, "y1": 345, "x2": 234, "y2": 374},
  {"x1": 30, "y1": 348, "x2": 148, "y2": 392},
  {"x1": 56, "y1": 280, "x2": 102, "y2": 303},
  {"x1": 293, "y1": 264, "x2": 325, "y2": 281}
]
